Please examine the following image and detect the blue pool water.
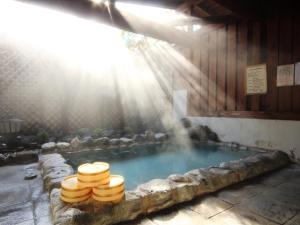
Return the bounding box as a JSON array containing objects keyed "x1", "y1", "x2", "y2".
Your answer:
[{"x1": 63, "y1": 143, "x2": 257, "y2": 190}]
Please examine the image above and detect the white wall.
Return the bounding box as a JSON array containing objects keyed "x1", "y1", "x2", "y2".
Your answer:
[
  {"x1": 189, "y1": 116, "x2": 300, "y2": 161},
  {"x1": 173, "y1": 90, "x2": 187, "y2": 120}
]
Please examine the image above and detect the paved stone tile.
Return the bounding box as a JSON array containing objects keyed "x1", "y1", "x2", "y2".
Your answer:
[
  {"x1": 16, "y1": 219, "x2": 35, "y2": 225},
  {"x1": 260, "y1": 165, "x2": 300, "y2": 187},
  {"x1": 207, "y1": 206, "x2": 278, "y2": 225},
  {"x1": 150, "y1": 208, "x2": 208, "y2": 225},
  {"x1": 29, "y1": 174, "x2": 45, "y2": 202},
  {"x1": 189, "y1": 196, "x2": 232, "y2": 218},
  {"x1": 258, "y1": 174, "x2": 288, "y2": 187},
  {"x1": 240, "y1": 194, "x2": 298, "y2": 224},
  {"x1": 35, "y1": 215, "x2": 52, "y2": 225},
  {"x1": 261, "y1": 187, "x2": 300, "y2": 210},
  {"x1": 216, "y1": 183, "x2": 266, "y2": 204},
  {"x1": 118, "y1": 217, "x2": 157, "y2": 225},
  {"x1": 276, "y1": 182, "x2": 300, "y2": 197},
  {"x1": 0, "y1": 165, "x2": 26, "y2": 188},
  {"x1": 0, "y1": 202, "x2": 34, "y2": 225},
  {"x1": 285, "y1": 213, "x2": 300, "y2": 225},
  {"x1": 0, "y1": 183, "x2": 31, "y2": 209},
  {"x1": 34, "y1": 200, "x2": 51, "y2": 218}
]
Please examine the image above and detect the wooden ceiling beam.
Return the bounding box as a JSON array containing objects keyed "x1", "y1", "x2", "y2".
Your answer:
[
  {"x1": 192, "y1": 5, "x2": 211, "y2": 17},
  {"x1": 179, "y1": 0, "x2": 263, "y2": 21}
]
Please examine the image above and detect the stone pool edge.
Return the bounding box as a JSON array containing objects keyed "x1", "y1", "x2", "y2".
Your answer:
[{"x1": 39, "y1": 150, "x2": 291, "y2": 225}]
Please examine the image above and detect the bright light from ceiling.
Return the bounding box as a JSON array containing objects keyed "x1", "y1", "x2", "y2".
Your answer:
[
  {"x1": 89, "y1": 0, "x2": 108, "y2": 6},
  {"x1": 90, "y1": 0, "x2": 103, "y2": 4},
  {"x1": 0, "y1": 0, "x2": 124, "y2": 72},
  {"x1": 115, "y1": 2, "x2": 188, "y2": 23}
]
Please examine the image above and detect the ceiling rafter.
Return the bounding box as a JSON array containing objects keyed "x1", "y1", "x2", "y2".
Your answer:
[{"x1": 192, "y1": 5, "x2": 211, "y2": 17}]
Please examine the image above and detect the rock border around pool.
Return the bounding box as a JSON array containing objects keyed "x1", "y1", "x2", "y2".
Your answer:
[{"x1": 40, "y1": 150, "x2": 290, "y2": 225}]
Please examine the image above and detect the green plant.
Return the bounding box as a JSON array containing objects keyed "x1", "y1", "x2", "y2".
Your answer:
[
  {"x1": 93, "y1": 128, "x2": 103, "y2": 137},
  {"x1": 37, "y1": 131, "x2": 49, "y2": 143},
  {"x1": 124, "y1": 126, "x2": 133, "y2": 134}
]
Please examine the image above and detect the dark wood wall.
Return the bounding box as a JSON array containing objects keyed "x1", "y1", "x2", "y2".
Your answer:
[{"x1": 185, "y1": 0, "x2": 300, "y2": 120}]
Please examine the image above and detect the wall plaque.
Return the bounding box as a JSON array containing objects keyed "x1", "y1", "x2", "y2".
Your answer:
[
  {"x1": 277, "y1": 64, "x2": 294, "y2": 87},
  {"x1": 295, "y1": 62, "x2": 300, "y2": 85},
  {"x1": 246, "y1": 64, "x2": 267, "y2": 95}
]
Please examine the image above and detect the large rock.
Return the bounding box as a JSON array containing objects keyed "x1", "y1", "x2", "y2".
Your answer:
[
  {"x1": 24, "y1": 168, "x2": 38, "y2": 180},
  {"x1": 180, "y1": 117, "x2": 192, "y2": 128},
  {"x1": 93, "y1": 137, "x2": 110, "y2": 146},
  {"x1": 43, "y1": 165, "x2": 74, "y2": 191},
  {"x1": 188, "y1": 125, "x2": 208, "y2": 142},
  {"x1": 40, "y1": 153, "x2": 67, "y2": 172},
  {"x1": 155, "y1": 133, "x2": 167, "y2": 142},
  {"x1": 41, "y1": 142, "x2": 56, "y2": 151},
  {"x1": 80, "y1": 136, "x2": 94, "y2": 147},
  {"x1": 56, "y1": 142, "x2": 70, "y2": 150},
  {"x1": 133, "y1": 134, "x2": 146, "y2": 143},
  {"x1": 40, "y1": 154, "x2": 74, "y2": 191},
  {"x1": 203, "y1": 126, "x2": 219, "y2": 142},
  {"x1": 110, "y1": 138, "x2": 121, "y2": 146},
  {"x1": 120, "y1": 137, "x2": 133, "y2": 145},
  {"x1": 145, "y1": 130, "x2": 155, "y2": 141},
  {"x1": 70, "y1": 137, "x2": 80, "y2": 149}
]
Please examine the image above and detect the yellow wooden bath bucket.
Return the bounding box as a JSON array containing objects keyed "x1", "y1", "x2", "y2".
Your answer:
[
  {"x1": 60, "y1": 175, "x2": 92, "y2": 203},
  {"x1": 92, "y1": 175, "x2": 125, "y2": 203},
  {"x1": 77, "y1": 162, "x2": 110, "y2": 188}
]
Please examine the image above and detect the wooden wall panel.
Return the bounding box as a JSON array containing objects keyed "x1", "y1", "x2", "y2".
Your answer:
[
  {"x1": 265, "y1": 14, "x2": 279, "y2": 112},
  {"x1": 185, "y1": 0, "x2": 300, "y2": 120},
  {"x1": 188, "y1": 49, "x2": 201, "y2": 116},
  {"x1": 247, "y1": 22, "x2": 261, "y2": 111},
  {"x1": 226, "y1": 23, "x2": 237, "y2": 111},
  {"x1": 236, "y1": 21, "x2": 247, "y2": 110},
  {"x1": 278, "y1": 5, "x2": 293, "y2": 112},
  {"x1": 208, "y1": 30, "x2": 217, "y2": 111},
  {"x1": 216, "y1": 26, "x2": 227, "y2": 111},
  {"x1": 292, "y1": 1, "x2": 300, "y2": 112},
  {"x1": 199, "y1": 34, "x2": 209, "y2": 112}
]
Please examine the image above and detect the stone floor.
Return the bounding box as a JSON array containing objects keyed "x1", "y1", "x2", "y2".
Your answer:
[
  {"x1": 121, "y1": 164, "x2": 300, "y2": 225},
  {"x1": 0, "y1": 164, "x2": 300, "y2": 225},
  {"x1": 0, "y1": 163, "x2": 52, "y2": 225}
]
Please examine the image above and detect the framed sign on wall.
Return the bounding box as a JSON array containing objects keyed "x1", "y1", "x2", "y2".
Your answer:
[
  {"x1": 277, "y1": 64, "x2": 294, "y2": 87},
  {"x1": 295, "y1": 62, "x2": 300, "y2": 85},
  {"x1": 246, "y1": 64, "x2": 267, "y2": 95}
]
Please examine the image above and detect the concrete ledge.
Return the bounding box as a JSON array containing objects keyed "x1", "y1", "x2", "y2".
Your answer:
[
  {"x1": 41, "y1": 150, "x2": 290, "y2": 225},
  {"x1": 0, "y1": 150, "x2": 38, "y2": 166}
]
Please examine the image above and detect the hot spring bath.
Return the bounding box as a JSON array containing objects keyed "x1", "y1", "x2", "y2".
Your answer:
[
  {"x1": 42, "y1": 142, "x2": 290, "y2": 225},
  {"x1": 62, "y1": 143, "x2": 258, "y2": 190}
]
